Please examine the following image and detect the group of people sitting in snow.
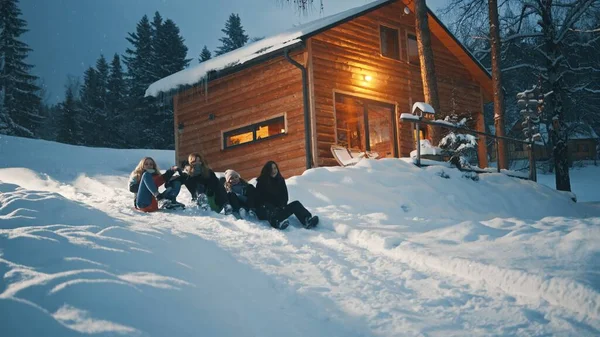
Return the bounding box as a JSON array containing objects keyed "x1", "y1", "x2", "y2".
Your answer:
[{"x1": 128, "y1": 152, "x2": 319, "y2": 230}]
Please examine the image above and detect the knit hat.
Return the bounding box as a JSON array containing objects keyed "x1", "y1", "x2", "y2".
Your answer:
[{"x1": 224, "y1": 169, "x2": 240, "y2": 182}]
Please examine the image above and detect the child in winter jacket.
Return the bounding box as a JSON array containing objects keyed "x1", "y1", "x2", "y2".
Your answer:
[
  {"x1": 179, "y1": 152, "x2": 232, "y2": 214},
  {"x1": 223, "y1": 169, "x2": 257, "y2": 219},
  {"x1": 128, "y1": 157, "x2": 183, "y2": 212},
  {"x1": 255, "y1": 161, "x2": 319, "y2": 229}
]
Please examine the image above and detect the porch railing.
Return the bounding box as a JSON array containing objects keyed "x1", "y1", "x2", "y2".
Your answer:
[{"x1": 400, "y1": 113, "x2": 537, "y2": 181}]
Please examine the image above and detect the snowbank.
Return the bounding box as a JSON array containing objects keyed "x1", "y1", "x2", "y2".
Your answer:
[{"x1": 1, "y1": 135, "x2": 599, "y2": 336}]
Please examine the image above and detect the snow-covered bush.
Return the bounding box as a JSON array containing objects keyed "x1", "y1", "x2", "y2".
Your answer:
[
  {"x1": 439, "y1": 132, "x2": 478, "y2": 168},
  {"x1": 437, "y1": 114, "x2": 478, "y2": 169}
]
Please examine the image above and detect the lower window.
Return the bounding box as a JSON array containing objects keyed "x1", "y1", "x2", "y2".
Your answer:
[{"x1": 223, "y1": 116, "x2": 286, "y2": 149}]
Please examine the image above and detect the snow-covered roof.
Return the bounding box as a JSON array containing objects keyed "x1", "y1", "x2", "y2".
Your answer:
[
  {"x1": 146, "y1": 0, "x2": 492, "y2": 98},
  {"x1": 569, "y1": 124, "x2": 599, "y2": 140},
  {"x1": 412, "y1": 102, "x2": 435, "y2": 115},
  {"x1": 146, "y1": 0, "x2": 390, "y2": 97}
]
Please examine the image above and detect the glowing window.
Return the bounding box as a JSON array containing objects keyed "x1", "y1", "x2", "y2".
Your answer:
[{"x1": 223, "y1": 116, "x2": 286, "y2": 149}]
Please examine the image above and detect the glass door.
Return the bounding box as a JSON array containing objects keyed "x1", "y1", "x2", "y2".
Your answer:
[
  {"x1": 366, "y1": 103, "x2": 395, "y2": 158},
  {"x1": 335, "y1": 94, "x2": 366, "y2": 151},
  {"x1": 335, "y1": 93, "x2": 397, "y2": 158}
]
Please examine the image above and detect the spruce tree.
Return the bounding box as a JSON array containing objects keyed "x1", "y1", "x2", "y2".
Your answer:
[
  {"x1": 94, "y1": 55, "x2": 110, "y2": 145},
  {"x1": 215, "y1": 14, "x2": 249, "y2": 56},
  {"x1": 107, "y1": 53, "x2": 127, "y2": 147},
  {"x1": 95, "y1": 55, "x2": 109, "y2": 110},
  {"x1": 124, "y1": 15, "x2": 156, "y2": 147},
  {"x1": 124, "y1": 12, "x2": 190, "y2": 149},
  {"x1": 154, "y1": 18, "x2": 190, "y2": 79},
  {"x1": 79, "y1": 66, "x2": 100, "y2": 145},
  {"x1": 0, "y1": 0, "x2": 42, "y2": 137},
  {"x1": 199, "y1": 45, "x2": 212, "y2": 63},
  {"x1": 0, "y1": 88, "x2": 7, "y2": 134},
  {"x1": 151, "y1": 11, "x2": 163, "y2": 48},
  {"x1": 57, "y1": 85, "x2": 80, "y2": 145},
  {"x1": 152, "y1": 17, "x2": 190, "y2": 149}
]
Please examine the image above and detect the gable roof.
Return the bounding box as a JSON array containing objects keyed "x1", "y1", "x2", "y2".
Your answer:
[{"x1": 145, "y1": 0, "x2": 492, "y2": 98}]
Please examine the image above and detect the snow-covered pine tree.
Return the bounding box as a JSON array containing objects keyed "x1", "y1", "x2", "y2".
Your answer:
[
  {"x1": 438, "y1": 114, "x2": 478, "y2": 169},
  {"x1": 215, "y1": 14, "x2": 249, "y2": 56},
  {"x1": 124, "y1": 14, "x2": 156, "y2": 148},
  {"x1": 199, "y1": 45, "x2": 211, "y2": 63},
  {"x1": 107, "y1": 53, "x2": 127, "y2": 147},
  {"x1": 0, "y1": 0, "x2": 42, "y2": 137}
]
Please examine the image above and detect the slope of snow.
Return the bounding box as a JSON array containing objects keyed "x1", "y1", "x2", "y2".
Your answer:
[
  {"x1": 537, "y1": 164, "x2": 600, "y2": 202},
  {"x1": 1, "y1": 135, "x2": 599, "y2": 336}
]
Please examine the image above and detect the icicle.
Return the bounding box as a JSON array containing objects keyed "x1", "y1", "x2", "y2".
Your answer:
[{"x1": 204, "y1": 73, "x2": 209, "y2": 103}]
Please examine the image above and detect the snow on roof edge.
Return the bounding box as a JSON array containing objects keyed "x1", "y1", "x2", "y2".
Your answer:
[
  {"x1": 145, "y1": 0, "x2": 391, "y2": 97},
  {"x1": 412, "y1": 102, "x2": 435, "y2": 114}
]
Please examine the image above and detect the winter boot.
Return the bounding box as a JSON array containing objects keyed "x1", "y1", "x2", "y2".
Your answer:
[
  {"x1": 303, "y1": 216, "x2": 319, "y2": 229},
  {"x1": 238, "y1": 208, "x2": 247, "y2": 219},
  {"x1": 223, "y1": 203, "x2": 233, "y2": 215},
  {"x1": 159, "y1": 199, "x2": 172, "y2": 209},
  {"x1": 167, "y1": 199, "x2": 185, "y2": 210},
  {"x1": 247, "y1": 209, "x2": 257, "y2": 219},
  {"x1": 270, "y1": 218, "x2": 289, "y2": 230},
  {"x1": 196, "y1": 193, "x2": 209, "y2": 211}
]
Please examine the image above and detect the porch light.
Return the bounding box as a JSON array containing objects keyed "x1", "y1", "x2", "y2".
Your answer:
[{"x1": 364, "y1": 75, "x2": 373, "y2": 82}]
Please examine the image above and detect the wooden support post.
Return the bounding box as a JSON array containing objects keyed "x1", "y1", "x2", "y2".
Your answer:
[
  {"x1": 527, "y1": 117, "x2": 537, "y2": 181},
  {"x1": 416, "y1": 121, "x2": 421, "y2": 166},
  {"x1": 495, "y1": 137, "x2": 500, "y2": 173}
]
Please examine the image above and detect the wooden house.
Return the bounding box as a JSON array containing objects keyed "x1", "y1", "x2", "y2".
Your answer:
[{"x1": 147, "y1": 0, "x2": 493, "y2": 179}]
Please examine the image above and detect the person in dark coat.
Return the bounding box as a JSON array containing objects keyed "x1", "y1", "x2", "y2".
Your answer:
[
  {"x1": 179, "y1": 152, "x2": 232, "y2": 215},
  {"x1": 223, "y1": 169, "x2": 258, "y2": 219},
  {"x1": 255, "y1": 161, "x2": 319, "y2": 229}
]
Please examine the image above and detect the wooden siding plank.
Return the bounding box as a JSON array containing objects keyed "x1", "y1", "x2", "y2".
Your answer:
[{"x1": 174, "y1": 51, "x2": 306, "y2": 179}]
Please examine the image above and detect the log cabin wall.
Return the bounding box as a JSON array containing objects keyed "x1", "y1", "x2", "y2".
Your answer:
[
  {"x1": 308, "y1": 1, "x2": 488, "y2": 167},
  {"x1": 174, "y1": 51, "x2": 307, "y2": 179}
]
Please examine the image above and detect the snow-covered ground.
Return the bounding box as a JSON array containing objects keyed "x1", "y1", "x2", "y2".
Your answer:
[
  {"x1": 538, "y1": 164, "x2": 600, "y2": 203},
  {"x1": 1, "y1": 135, "x2": 599, "y2": 337}
]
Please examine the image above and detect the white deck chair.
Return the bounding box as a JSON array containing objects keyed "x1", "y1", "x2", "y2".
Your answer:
[
  {"x1": 349, "y1": 148, "x2": 380, "y2": 160},
  {"x1": 331, "y1": 145, "x2": 362, "y2": 166}
]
